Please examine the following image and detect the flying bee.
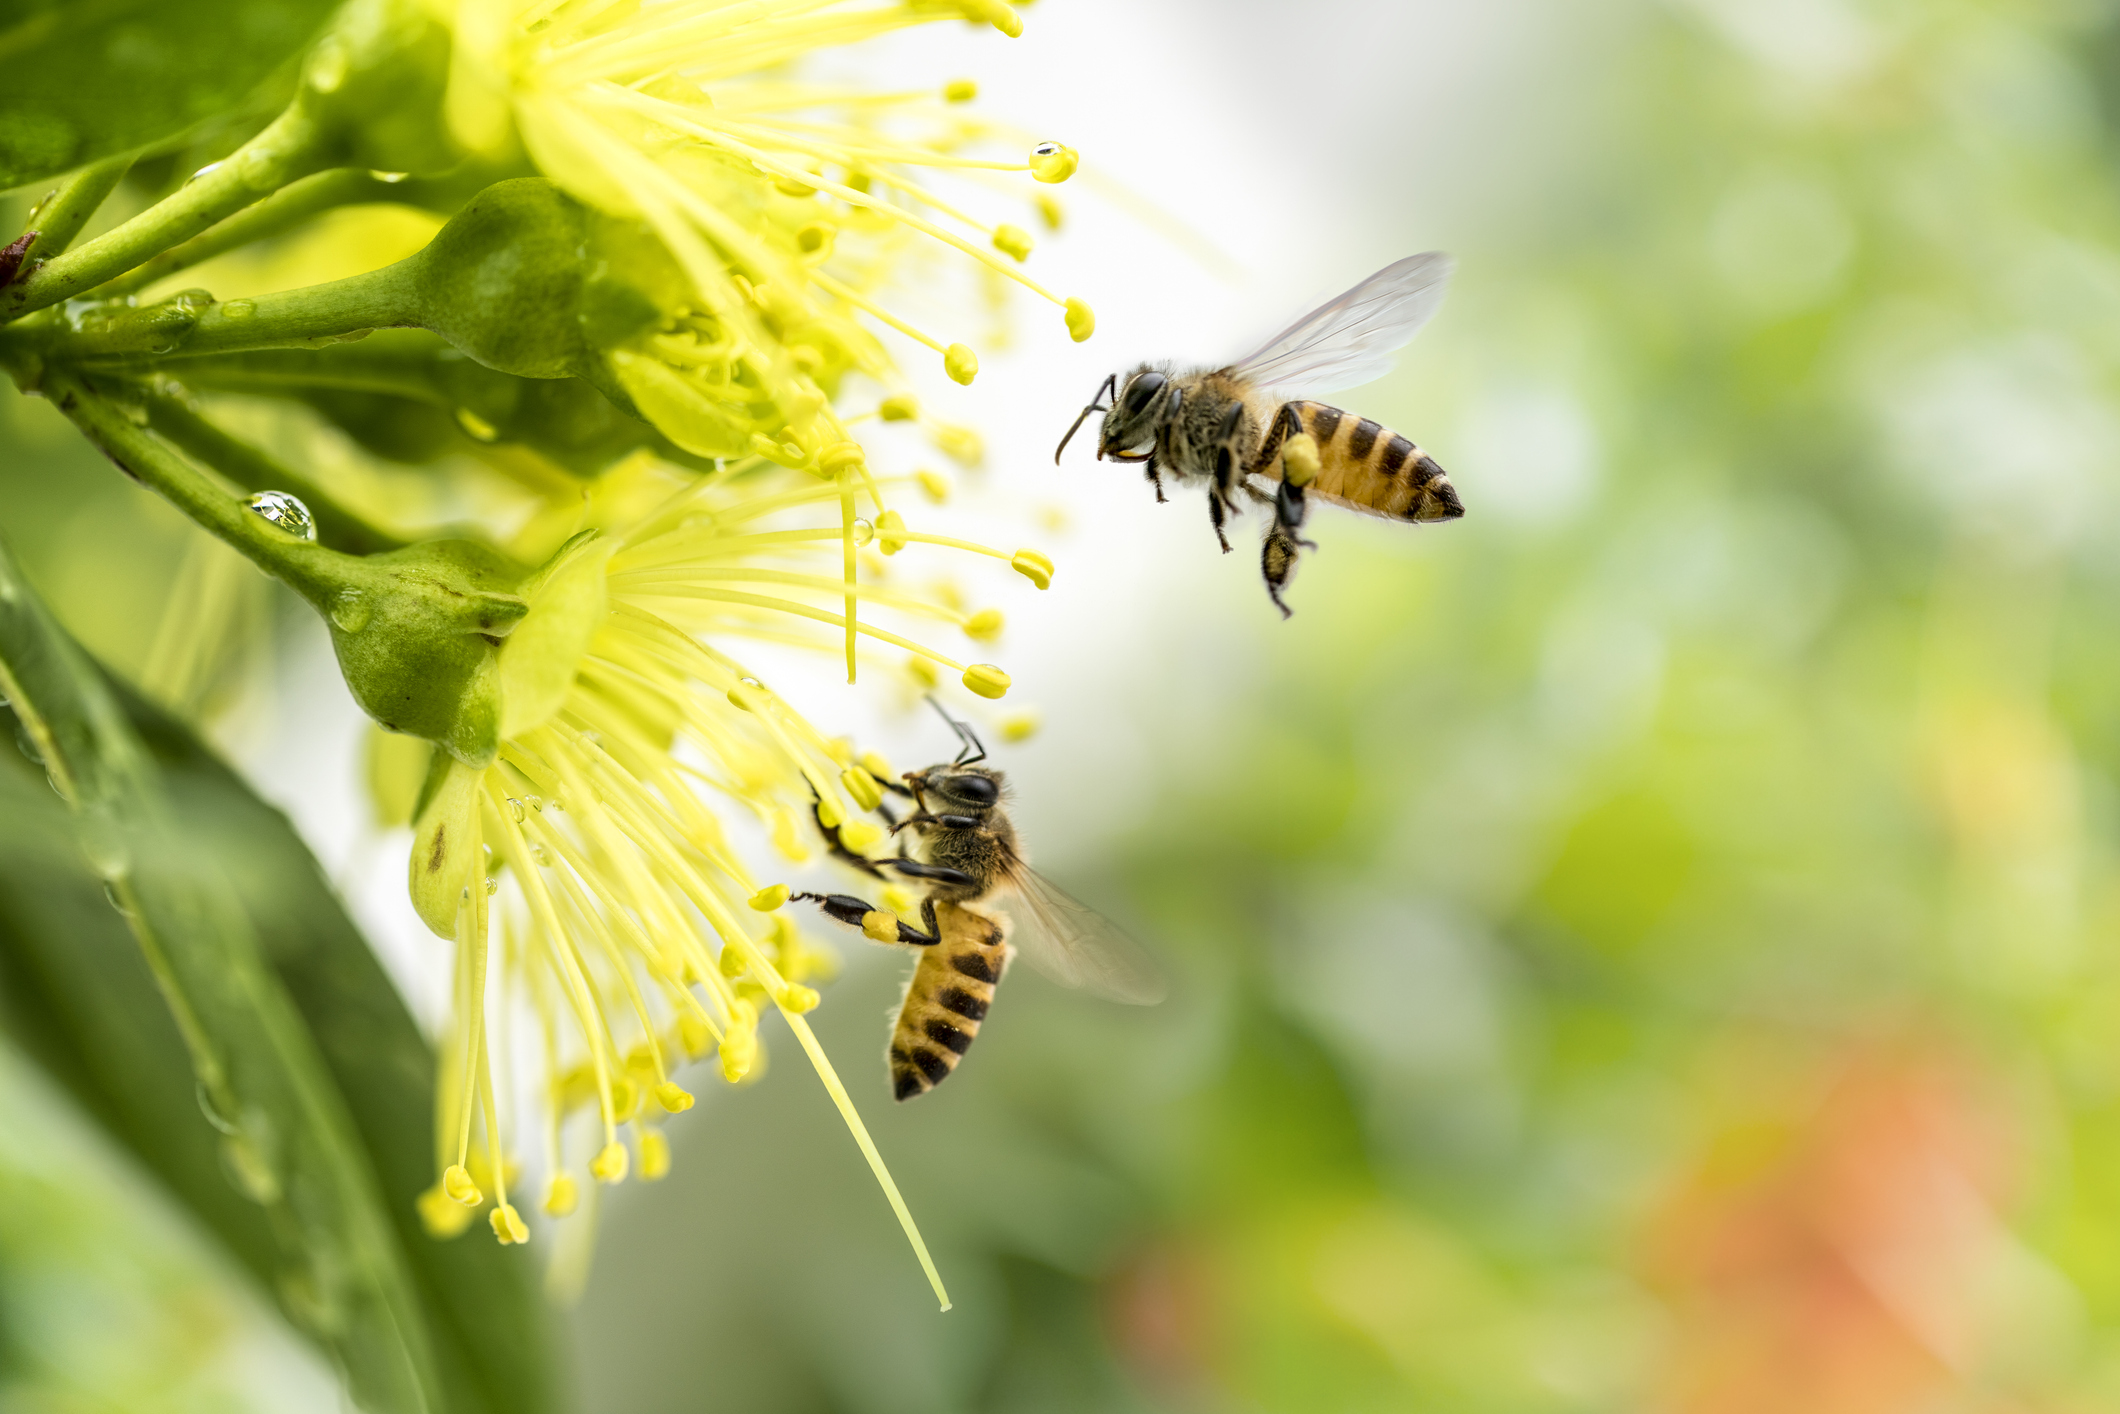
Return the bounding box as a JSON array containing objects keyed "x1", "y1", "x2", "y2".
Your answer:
[
  {"x1": 1055, "y1": 252, "x2": 1463, "y2": 616},
  {"x1": 795, "y1": 704, "x2": 1164, "y2": 1100}
]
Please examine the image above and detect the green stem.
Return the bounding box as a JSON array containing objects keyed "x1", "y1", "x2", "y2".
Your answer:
[
  {"x1": 13, "y1": 154, "x2": 134, "y2": 267},
  {"x1": 14, "y1": 259, "x2": 421, "y2": 363},
  {"x1": 94, "y1": 168, "x2": 393, "y2": 300},
  {"x1": 133, "y1": 384, "x2": 408, "y2": 556},
  {"x1": 45, "y1": 368, "x2": 362, "y2": 610},
  {"x1": 2, "y1": 105, "x2": 329, "y2": 322}
]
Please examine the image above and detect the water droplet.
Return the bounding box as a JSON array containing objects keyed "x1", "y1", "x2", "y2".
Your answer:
[
  {"x1": 580, "y1": 731, "x2": 601, "y2": 746},
  {"x1": 368, "y1": 170, "x2": 411, "y2": 184},
  {"x1": 526, "y1": 795, "x2": 544, "y2": 813},
  {"x1": 245, "y1": 491, "x2": 316, "y2": 542},
  {"x1": 507, "y1": 798, "x2": 525, "y2": 822},
  {"x1": 485, "y1": 875, "x2": 499, "y2": 896},
  {"x1": 14, "y1": 719, "x2": 43, "y2": 764},
  {"x1": 850, "y1": 518, "x2": 875, "y2": 546},
  {"x1": 531, "y1": 844, "x2": 551, "y2": 866},
  {"x1": 221, "y1": 299, "x2": 256, "y2": 321},
  {"x1": 186, "y1": 161, "x2": 225, "y2": 187},
  {"x1": 329, "y1": 590, "x2": 369, "y2": 632},
  {"x1": 195, "y1": 1081, "x2": 238, "y2": 1135},
  {"x1": 739, "y1": 677, "x2": 762, "y2": 689},
  {"x1": 221, "y1": 1134, "x2": 281, "y2": 1204},
  {"x1": 102, "y1": 880, "x2": 129, "y2": 914},
  {"x1": 454, "y1": 407, "x2": 500, "y2": 442}
]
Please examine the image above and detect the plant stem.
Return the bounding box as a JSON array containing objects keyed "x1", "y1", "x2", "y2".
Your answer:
[
  {"x1": 14, "y1": 259, "x2": 422, "y2": 363},
  {"x1": 134, "y1": 384, "x2": 408, "y2": 556},
  {"x1": 44, "y1": 368, "x2": 362, "y2": 610},
  {"x1": 2, "y1": 105, "x2": 330, "y2": 322},
  {"x1": 94, "y1": 168, "x2": 394, "y2": 300},
  {"x1": 14, "y1": 154, "x2": 134, "y2": 266}
]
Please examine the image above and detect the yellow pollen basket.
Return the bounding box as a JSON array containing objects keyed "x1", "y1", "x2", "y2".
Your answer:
[{"x1": 861, "y1": 910, "x2": 902, "y2": 943}]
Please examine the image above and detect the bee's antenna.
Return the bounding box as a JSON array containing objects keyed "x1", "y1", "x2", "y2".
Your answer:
[
  {"x1": 924, "y1": 695, "x2": 987, "y2": 766},
  {"x1": 1054, "y1": 373, "x2": 1117, "y2": 465}
]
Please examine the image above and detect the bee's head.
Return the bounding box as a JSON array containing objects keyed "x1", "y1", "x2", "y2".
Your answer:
[
  {"x1": 1098, "y1": 365, "x2": 1170, "y2": 458},
  {"x1": 907, "y1": 763, "x2": 1006, "y2": 816}
]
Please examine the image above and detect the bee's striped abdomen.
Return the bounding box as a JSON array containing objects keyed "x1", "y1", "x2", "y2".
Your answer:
[
  {"x1": 887, "y1": 901, "x2": 1008, "y2": 1101},
  {"x1": 1280, "y1": 401, "x2": 1462, "y2": 523}
]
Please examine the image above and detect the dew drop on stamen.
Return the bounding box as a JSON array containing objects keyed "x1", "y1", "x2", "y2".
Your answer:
[
  {"x1": 507, "y1": 798, "x2": 526, "y2": 823},
  {"x1": 850, "y1": 518, "x2": 875, "y2": 546},
  {"x1": 526, "y1": 795, "x2": 544, "y2": 813},
  {"x1": 245, "y1": 491, "x2": 316, "y2": 542},
  {"x1": 486, "y1": 875, "x2": 499, "y2": 896}
]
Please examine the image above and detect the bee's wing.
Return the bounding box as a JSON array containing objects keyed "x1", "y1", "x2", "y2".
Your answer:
[
  {"x1": 1226, "y1": 252, "x2": 1455, "y2": 396},
  {"x1": 1002, "y1": 864, "x2": 1167, "y2": 1006}
]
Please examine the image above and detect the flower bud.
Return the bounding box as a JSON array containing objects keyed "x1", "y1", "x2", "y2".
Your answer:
[{"x1": 410, "y1": 180, "x2": 597, "y2": 380}]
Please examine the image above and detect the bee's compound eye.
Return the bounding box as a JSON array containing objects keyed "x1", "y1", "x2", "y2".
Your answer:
[
  {"x1": 1123, "y1": 372, "x2": 1166, "y2": 415},
  {"x1": 949, "y1": 774, "x2": 999, "y2": 806}
]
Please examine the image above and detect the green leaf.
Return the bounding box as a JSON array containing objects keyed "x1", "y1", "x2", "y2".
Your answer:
[
  {"x1": 0, "y1": 538, "x2": 556, "y2": 1413},
  {"x1": 0, "y1": 0, "x2": 339, "y2": 189}
]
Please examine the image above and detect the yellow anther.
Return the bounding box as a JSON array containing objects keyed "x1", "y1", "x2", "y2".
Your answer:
[
  {"x1": 1001, "y1": 710, "x2": 1041, "y2": 742},
  {"x1": 790, "y1": 345, "x2": 823, "y2": 373},
  {"x1": 838, "y1": 819, "x2": 886, "y2": 853},
  {"x1": 965, "y1": 609, "x2": 1004, "y2": 641},
  {"x1": 609, "y1": 1076, "x2": 641, "y2": 1123},
  {"x1": 933, "y1": 422, "x2": 984, "y2": 465},
  {"x1": 816, "y1": 795, "x2": 846, "y2": 829},
  {"x1": 943, "y1": 79, "x2": 978, "y2": 102},
  {"x1": 1035, "y1": 193, "x2": 1064, "y2": 230},
  {"x1": 749, "y1": 883, "x2": 790, "y2": 911},
  {"x1": 1011, "y1": 548, "x2": 1054, "y2": 589},
  {"x1": 639, "y1": 1130, "x2": 672, "y2": 1181},
  {"x1": 591, "y1": 1141, "x2": 629, "y2": 1184},
  {"x1": 418, "y1": 1183, "x2": 477, "y2": 1237},
  {"x1": 774, "y1": 175, "x2": 817, "y2": 197},
  {"x1": 444, "y1": 1163, "x2": 483, "y2": 1207},
  {"x1": 862, "y1": 910, "x2": 901, "y2": 943},
  {"x1": 719, "y1": 945, "x2": 747, "y2": 979},
  {"x1": 779, "y1": 983, "x2": 822, "y2": 1013},
  {"x1": 956, "y1": 0, "x2": 1022, "y2": 36},
  {"x1": 856, "y1": 750, "x2": 894, "y2": 783},
  {"x1": 880, "y1": 393, "x2": 919, "y2": 421},
  {"x1": 1029, "y1": 141, "x2": 1079, "y2": 183},
  {"x1": 677, "y1": 1013, "x2": 714, "y2": 1058},
  {"x1": 917, "y1": 469, "x2": 949, "y2": 502},
  {"x1": 841, "y1": 767, "x2": 884, "y2": 811},
  {"x1": 1281, "y1": 431, "x2": 1321, "y2": 488},
  {"x1": 655, "y1": 1082, "x2": 695, "y2": 1113},
  {"x1": 490, "y1": 1203, "x2": 530, "y2": 1245},
  {"x1": 796, "y1": 222, "x2": 835, "y2": 257},
  {"x1": 543, "y1": 1174, "x2": 578, "y2": 1218},
  {"x1": 907, "y1": 657, "x2": 939, "y2": 689},
  {"x1": 963, "y1": 663, "x2": 1011, "y2": 699},
  {"x1": 993, "y1": 224, "x2": 1033, "y2": 261},
  {"x1": 819, "y1": 441, "x2": 867, "y2": 473},
  {"x1": 719, "y1": 1012, "x2": 758, "y2": 1082},
  {"x1": 1064, "y1": 297, "x2": 1095, "y2": 342},
  {"x1": 825, "y1": 737, "x2": 855, "y2": 766},
  {"x1": 882, "y1": 884, "x2": 920, "y2": 915},
  {"x1": 944, "y1": 343, "x2": 979, "y2": 385},
  {"x1": 875, "y1": 509, "x2": 909, "y2": 555}
]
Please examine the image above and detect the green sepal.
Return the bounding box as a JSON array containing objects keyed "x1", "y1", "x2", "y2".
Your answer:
[{"x1": 409, "y1": 754, "x2": 484, "y2": 939}]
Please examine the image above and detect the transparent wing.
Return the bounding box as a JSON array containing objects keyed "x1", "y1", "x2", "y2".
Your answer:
[
  {"x1": 1002, "y1": 865, "x2": 1167, "y2": 1006},
  {"x1": 1227, "y1": 252, "x2": 1455, "y2": 395}
]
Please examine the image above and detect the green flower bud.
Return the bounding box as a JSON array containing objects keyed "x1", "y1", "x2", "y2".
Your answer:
[{"x1": 410, "y1": 180, "x2": 596, "y2": 381}]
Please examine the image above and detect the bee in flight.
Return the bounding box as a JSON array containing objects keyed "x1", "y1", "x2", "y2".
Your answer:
[
  {"x1": 794, "y1": 704, "x2": 1163, "y2": 1100},
  {"x1": 1055, "y1": 252, "x2": 1463, "y2": 616}
]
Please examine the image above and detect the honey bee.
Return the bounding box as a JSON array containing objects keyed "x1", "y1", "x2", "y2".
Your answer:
[
  {"x1": 1055, "y1": 253, "x2": 1463, "y2": 616},
  {"x1": 794, "y1": 704, "x2": 1164, "y2": 1100}
]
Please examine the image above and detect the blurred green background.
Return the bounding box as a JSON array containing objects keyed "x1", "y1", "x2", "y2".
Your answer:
[{"x1": 12, "y1": 1, "x2": 2120, "y2": 1411}]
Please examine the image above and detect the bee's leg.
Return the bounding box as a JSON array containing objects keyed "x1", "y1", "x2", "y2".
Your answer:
[
  {"x1": 1143, "y1": 452, "x2": 1167, "y2": 503},
  {"x1": 1207, "y1": 401, "x2": 1251, "y2": 554},
  {"x1": 1206, "y1": 488, "x2": 1232, "y2": 553},
  {"x1": 1245, "y1": 402, "x2": 1305, "y2": 479},
  {"x1": 1262, "y1": 523, "x2": 1303, "y2": 620},
  {"x1": 1276, "y1": 479, "x2": 1315, "y2": 545},
  {"x1": 789, "y1": 891, "x2": 940, "y2": 945},
  {"x1": 880, "y1": 858, "x2": 979, "y2": 887},
  {"x1": 813, "y1": 794, "x2": 888, "y2": 879}
]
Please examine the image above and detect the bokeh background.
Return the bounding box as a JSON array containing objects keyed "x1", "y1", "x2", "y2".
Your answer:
[{"x1": 10, "y1": 0, "x2": 2120, "y2": 1410}]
